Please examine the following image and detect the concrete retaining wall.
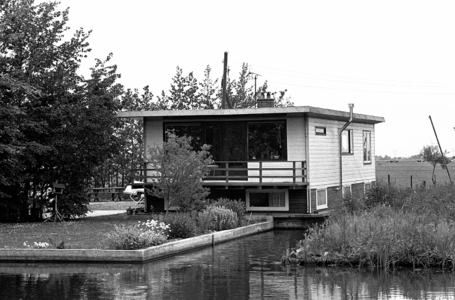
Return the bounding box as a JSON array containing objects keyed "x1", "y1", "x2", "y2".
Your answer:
[{"x1": 0, "y1": 220, "x2": 274, "y2": 263}]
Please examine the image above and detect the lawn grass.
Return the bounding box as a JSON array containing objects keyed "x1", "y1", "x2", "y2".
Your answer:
[
  {"x1": 376, "y1": 160, "x2": 455, "y2": 187},
  {"x1": 87, "y1": 200, "x2": 136, "y2": 211},
  {"x1": 0, "y1": 201, "x2": 145, "y2": 250},
  {"x1": 0, "y1": 218, "x2": 143, "y2": 250}
]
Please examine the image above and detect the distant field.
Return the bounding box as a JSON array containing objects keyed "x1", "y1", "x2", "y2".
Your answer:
[{"x1": 376, "y1": 160, "x2": 455, "y2": 187}]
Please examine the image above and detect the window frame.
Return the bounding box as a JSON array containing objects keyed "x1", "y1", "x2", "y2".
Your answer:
[
  {"x1": 316, "y1": 189, "x2": 327, "y2": 210},
  {"x1": 315, "y1": 126, "x2": 327, "y2": 136},
  {"x1": 246, "y1": 189, "x2": 289, "y2": 211},
  {"x1": 341, "y1": 129, "x2": 354, "y2": 155},
  {"x1": 363, "y1": 130, "x2": 372, "y2": 164}
]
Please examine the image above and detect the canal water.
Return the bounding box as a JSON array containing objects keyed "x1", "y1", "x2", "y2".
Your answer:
[{"x1": 1, "y1": 230, "x2": 455, "y2": 299}]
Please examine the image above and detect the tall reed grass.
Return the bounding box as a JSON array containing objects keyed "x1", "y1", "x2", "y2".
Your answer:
[{"x1": 297, "y1": 183, "x2": 455, "y2": 271}]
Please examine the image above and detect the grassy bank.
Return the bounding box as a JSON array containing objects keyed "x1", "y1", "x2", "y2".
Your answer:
[
  {"x1": 0, "y1": 219, "x2": 140, "y2": 249},
  {"x1": 290, "y1": 183, "x2": 455, "y2": 271},
  {"x1": 0, "y1": 199, "x2": 252, "y2": 250}
]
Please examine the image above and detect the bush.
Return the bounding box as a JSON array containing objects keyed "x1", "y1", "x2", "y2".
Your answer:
[
  {"x1": 104, "y1": 224, "x2": 167, "y2": 250},
  {"x1": 160, "y1": 212, "x2": 197, "y2": 239},
  {"x1": 365, "y1": 182, "x2": 411, "y2": 209},
  {"x1": 199, "y1": 205, "x2": 238, "y2": 231},
  {"x1": 210, "y1": 198, "x2": 246, "y2": 225}
]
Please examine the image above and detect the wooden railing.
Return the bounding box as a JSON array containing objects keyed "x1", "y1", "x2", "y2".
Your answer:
[{"x1": 131, "y1": 161, "x2": 307, "y2": 185}]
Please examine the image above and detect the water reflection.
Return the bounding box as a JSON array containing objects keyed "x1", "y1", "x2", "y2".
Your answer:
[{"x1": 1, "y1": 230, "x2": 454, "y2": 299}]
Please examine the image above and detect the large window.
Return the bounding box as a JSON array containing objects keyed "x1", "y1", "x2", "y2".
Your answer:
[
  {"x1": 341, "y1": 129, "x2": 354, "y2": 154},
  {"x1": 363, "y1": 131, "x2": 371, "y2": 163},
  {"x1": 246, "y1": 189, "x2": 289, "y2": 211},
  {"x1": 248, "y1": 121, "x2": 286, "y2": 160},
  {"x1": 164, "y1": 123, "x2": 203, "y2": 150}
]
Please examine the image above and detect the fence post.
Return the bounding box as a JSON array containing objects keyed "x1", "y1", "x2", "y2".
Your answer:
[
  {"x1": 410, "y1": 175, "x2": 413, "y2": 189},
  {"x1": 388, "y1": 174, "x2": 391, "y2": 186}
]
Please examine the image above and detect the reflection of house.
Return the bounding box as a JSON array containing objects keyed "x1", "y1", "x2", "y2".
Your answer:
[{"x1": 118, "y1": 103, "x2": 384, "y2": 214}]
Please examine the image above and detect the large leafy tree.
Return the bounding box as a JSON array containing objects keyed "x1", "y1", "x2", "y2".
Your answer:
[{"x1": 0, "y1": 0, "x2": 122, "y2": 221}]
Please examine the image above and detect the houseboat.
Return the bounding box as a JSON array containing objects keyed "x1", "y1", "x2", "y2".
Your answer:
[{"x1": 118, "y1": 101, "x2": 384, "y2": 215}]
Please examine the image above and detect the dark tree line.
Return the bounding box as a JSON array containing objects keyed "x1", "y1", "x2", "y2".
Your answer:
[
  {"x1": 0, "y1": 0, "x2": 122, "y2": 221},
  {"x1": 0, "y1": 0, "x2": 292, "y2": 222}
]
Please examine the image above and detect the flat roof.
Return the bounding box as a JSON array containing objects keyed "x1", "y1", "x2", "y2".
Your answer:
[{"x1": 117, "y1": 106, "x2": 385, "y2": 124}]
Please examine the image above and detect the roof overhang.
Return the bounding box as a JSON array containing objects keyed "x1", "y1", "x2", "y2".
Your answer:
[{"x1": 117, "y1": 106, "x2": 385, "y2": 124}]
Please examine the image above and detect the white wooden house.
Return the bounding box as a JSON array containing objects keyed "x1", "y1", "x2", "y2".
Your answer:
[{"x1": 118, "y1": 104, "x2": 384, "y2": 214}]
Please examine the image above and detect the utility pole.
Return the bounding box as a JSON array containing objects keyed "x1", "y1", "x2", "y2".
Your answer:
[
  {"x1": 222, "y1": 52, "x2": 228, "y2": 109},
  {"x1": 429, "y1": 115, "x2": 452, "y2": 184}
]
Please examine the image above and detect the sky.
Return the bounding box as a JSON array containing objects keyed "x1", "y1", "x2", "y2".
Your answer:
[{"x1": 49, "y1": 0, "x2": 455, "y2": 157}]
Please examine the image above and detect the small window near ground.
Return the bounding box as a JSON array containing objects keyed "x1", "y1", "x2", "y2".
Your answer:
[
  {"x1": 363, "y1": 131, "x2": 372, "y2": 163},
  {"x1": 342, "y1": 129, "x2": 354, "y2": 154},
  {"x1": 365, "y1": 183, "x2": 371, "y2": 193},
  {"x1": 315, "y1": 126, "x2": 326, "y2": 135},
  {"x1": 246, "y1": 190, "x2": 289, "y2": 211},
  {"x1": 343, "y1": 185, "x2": 351, "y2": 198},
  {"x1": 316, "y1": 189, "x2": 327, "y2": 209}
]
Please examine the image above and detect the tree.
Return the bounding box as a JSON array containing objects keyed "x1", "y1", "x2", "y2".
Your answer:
[
  {"x1": 158, "y1": 63, "x2": 293, "y2": 110},
  {"x1": 157, "y1": 67, "x2": 201, "y2": 110},
  {"x1": 420, "y1": 145, "x2": 450, "y2": 185},
  {"x1": 223, "y1": 64, "x2": 293, "y2": 109},
  {"x1": 198, "y1": 65, "x2": 219, "y2": 109},
  {"x1": 0, "y1": 0, "x2": 122, "y2": 221},
  {"x1": 147, "y1": 132, "x2": 213, "y2": 213}
]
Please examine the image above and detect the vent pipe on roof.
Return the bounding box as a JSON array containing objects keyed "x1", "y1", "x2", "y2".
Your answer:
[{"x1": 339, "y1": 103, "x2": 354, "y2": 192}]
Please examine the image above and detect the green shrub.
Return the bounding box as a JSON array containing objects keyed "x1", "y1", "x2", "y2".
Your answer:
[
  {"x1": 210, "y1": 198, "x2": 246, "y2": 226},
  {"x1": 365, "y1": 182, "x2": 411, "y2": 209},
  {"x1": 199, "y1": 205, "x2": 238, "y2": 231},
  {"x1": 160, "y1": 212, "x2": 197, "y2": 239},
  {"x1": 190, "y1": 199, "x2": 209, "y2": 212},
  {"x1": 104, "y1": 225, "x2": 167, "y2": 250},
  {"x1": 403, "y1": 184, "x2": 455, "y2": 220}
]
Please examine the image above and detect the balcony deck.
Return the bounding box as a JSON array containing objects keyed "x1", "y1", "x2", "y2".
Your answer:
[{"x1": 131, "y1": 161, "x2": 307, "y2": 189}]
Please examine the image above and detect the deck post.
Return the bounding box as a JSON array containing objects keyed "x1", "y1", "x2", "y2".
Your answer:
[
  {"x1": 226, "y1": 162, "x2": 229, "y2": 183},
  {"x1": 259, "y1": 161, "x2": 262, "y2": 184},
  {"x1": 293, "y1": 161, "x2": 296, "y2": 183}
]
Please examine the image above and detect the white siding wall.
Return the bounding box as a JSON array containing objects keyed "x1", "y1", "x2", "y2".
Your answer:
[
  {"x1": 287, "y1": 117, "x2": 306, "y2": 161},
  {"x1": 308, "y1": 118, "x2": 376, "y2": 189}
]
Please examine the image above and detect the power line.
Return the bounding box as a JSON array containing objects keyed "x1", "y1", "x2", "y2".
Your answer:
[
  {"x1": 231, "y1": 60, "x2": 455, "y2": 87},
  {"x1": 266, "y1": 80, "x2": 455, "y2": 95}
]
